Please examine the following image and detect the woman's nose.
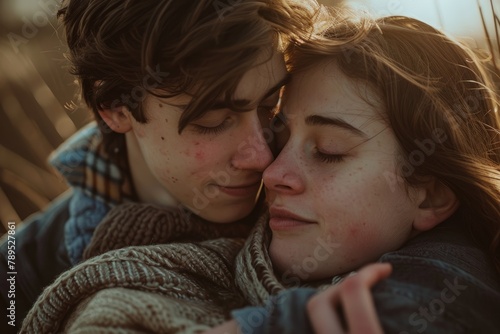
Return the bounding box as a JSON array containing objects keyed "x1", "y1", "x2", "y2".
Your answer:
[{"x1": 263, "y1": 143, "x2": 305, "y2": 195}]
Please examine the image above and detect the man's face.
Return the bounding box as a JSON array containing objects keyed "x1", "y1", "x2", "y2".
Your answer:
[{"x1": 127, "y1": 51, "x2": 287, "y2": 222}]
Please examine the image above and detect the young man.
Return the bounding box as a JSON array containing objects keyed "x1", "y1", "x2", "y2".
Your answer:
[{"x1": 0, "y1": 0, "x2": 316, "y2": 330}]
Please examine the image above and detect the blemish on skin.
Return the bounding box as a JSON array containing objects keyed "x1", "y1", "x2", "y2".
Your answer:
[
  {"x1": 194, "y1": 142, "x2": 200, "y2": 146},
  {"x1": 165, "y1": 118, "x2": 169, "y2": 123},
  {"x1": 195, "y1": 150, "x2": 204, "y2": 160},
  {"x1": 161, "y1": 137, "x2": 165, "y2": 141},
  {"x1": 349, "y1": 226, "x2": 359, "y2": 236},
  {"x1": 159, "y1": 103, "x2": 163, "y2": 108},
  {"x1": 171, "y1": 176, "x2": 179, "y2": 183}
]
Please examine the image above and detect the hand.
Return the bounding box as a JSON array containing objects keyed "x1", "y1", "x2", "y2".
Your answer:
[
  {"x1": 307, "y1": 263, "x2": 392, "y2": 334},
  {"x1": 203, "y1": 319, "x2": 239, "y2": 334}
]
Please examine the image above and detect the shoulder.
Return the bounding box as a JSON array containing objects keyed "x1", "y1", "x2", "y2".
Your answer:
[
  {"x1": 373, "y1": 220, "x2": 500, "y2": 334},
  {"x1": 0, "y1": 191, "x2": 72, "y2": 328}
]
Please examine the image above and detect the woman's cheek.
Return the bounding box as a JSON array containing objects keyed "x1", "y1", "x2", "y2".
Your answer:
[{"x1": 332, "y1": 222, "x2": 377, "y2": 264}]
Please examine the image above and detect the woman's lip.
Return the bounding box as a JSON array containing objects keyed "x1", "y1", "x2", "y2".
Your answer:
[
  {"x1": 269, "y1": 207, "x2": 315, "y2": 223},
  {"x1": 268, "y1": 207, "x2": 316, "y2": 231},
  {"x1": 268, "y1": 217, "x2": 315, "y2": 231},
  {"x1": 217, "y1": 182, "x2": 262, "y2": 197}
]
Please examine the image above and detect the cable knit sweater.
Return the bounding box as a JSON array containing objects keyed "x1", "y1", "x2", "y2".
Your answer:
[{"x1": 20, "y1": 202, "x2": 296, "y2": 333}]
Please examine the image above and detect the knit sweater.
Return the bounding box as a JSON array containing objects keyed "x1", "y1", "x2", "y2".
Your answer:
[
  {"x1": 82, "y1": 202, "x2": 256, "y2": 260},
  {"x1": 28, "y1": 242, "x2": 247, "y2": 333},
  {"x1": 20, "y1": 203, "x2": 288, "y2": 333},
  {"x1": 21, "y1": 203, "x2": 500, "y2": 333}
]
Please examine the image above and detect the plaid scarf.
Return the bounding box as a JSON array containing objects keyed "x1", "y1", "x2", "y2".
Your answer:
[{"x1": 49, "y1": 122, "x2": 135, "y2": 264}]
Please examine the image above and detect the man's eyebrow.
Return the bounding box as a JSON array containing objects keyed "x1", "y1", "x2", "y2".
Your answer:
[
  {"x1": 209, "y1": 73, "x2": 291, "y2": 111},
  {"x1": 305, "y1": 115, "x2": 367, "y2": 137}
]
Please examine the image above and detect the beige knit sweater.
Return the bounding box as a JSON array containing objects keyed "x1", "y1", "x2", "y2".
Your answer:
[{"x1": 20, "y1": 203, "x2": 288, "y2": 333}]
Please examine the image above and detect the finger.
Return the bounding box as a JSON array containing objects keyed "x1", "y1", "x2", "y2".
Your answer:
[
  {"x1": 203, "y1": 319, "x2": 239, "y2": 334},
  {"x1": 307, "y1": 263, "x2": 392, "y2": 334},
  {"x1": 307, "y1": 292, "x2": 345, "y2": 334},
  {"x1": 310, "y1": 263, "x2": 391, "y2": 309},
  {"x1": 307, "y1": 266, "x2": 379, "y2": 334},
  {"x1": 340, "y1": 263, "x2": 392, "y2": 334}
]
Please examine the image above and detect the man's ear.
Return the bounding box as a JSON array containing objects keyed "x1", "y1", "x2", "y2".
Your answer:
[
  {"x1": 98, "y1": 104, "x2": 132, "y2": 133},
  {"x1": 413, "y1": 179, "x2": 459, "y2": 232}
]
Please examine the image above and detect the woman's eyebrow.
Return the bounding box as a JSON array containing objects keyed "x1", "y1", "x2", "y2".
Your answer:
[{"x1": 305, "y1": 115, "x2": 367, "y2": 137}]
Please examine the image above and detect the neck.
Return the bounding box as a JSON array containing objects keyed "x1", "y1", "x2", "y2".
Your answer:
[{"x1": 125, "y1": 131, "x2": 180, "y2": 208}]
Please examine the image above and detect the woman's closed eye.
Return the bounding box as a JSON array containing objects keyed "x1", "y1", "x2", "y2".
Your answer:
[{"x1": 313, "y1": 148, "x2": 346, "y2": 163}]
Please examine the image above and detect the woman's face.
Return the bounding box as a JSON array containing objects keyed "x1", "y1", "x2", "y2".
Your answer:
[{"x1": 264, "y1": 62, "x2": 424, "y2": 281}]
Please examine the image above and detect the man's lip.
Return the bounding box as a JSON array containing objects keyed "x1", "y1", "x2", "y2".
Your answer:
[
  {"x1": 268, "y1": 207, "x2": 315, "y2": 223},
  {"x1": 217, "y1": 181, "x2": 262, "y2": 197},
  {"x1": 221, "y1": 180, "x2": 262, "y2": 188}
]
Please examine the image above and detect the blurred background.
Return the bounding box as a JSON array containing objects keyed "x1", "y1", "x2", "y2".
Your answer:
[{"x1": 0, "y1": 0, "x2": 498, "y2": 235}]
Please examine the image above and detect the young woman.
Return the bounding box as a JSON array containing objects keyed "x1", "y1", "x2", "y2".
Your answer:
[
  {"x1": 0, "y1": 0, "x2": 316, "y2": 330},
  {"x1": 224, "y1": 13, "x2": 500, "y2": 333},
  {"x1": 21, "y1": 12, "x2": 500, "y2": 334}
]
